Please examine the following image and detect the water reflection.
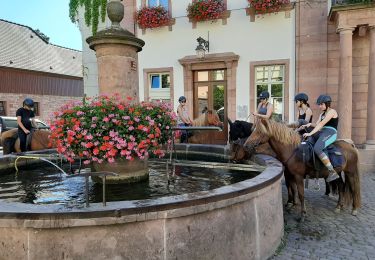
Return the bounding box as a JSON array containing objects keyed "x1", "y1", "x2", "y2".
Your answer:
[{"x1": 0, "y1": 161, "x2": 258, "y2": 207}]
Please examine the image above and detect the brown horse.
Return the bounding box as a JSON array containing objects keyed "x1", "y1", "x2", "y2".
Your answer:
[
  {"x1": 1, "y1": 128, "x2": 55, "y2": 154},
  {"x1": 188, "y1": 110, "x2": 223, "y2": 144},
  {"x1": 243, "y1": 119, "x2": 361, "y2": 221}
]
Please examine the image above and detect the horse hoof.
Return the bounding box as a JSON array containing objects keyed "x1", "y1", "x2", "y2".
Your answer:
[
  {"x1": 352, "y1": 210, "x2": 358, "y2": 216},
  {"x1": 334, "y1": 208, "x2": 341, "y2": 213},
  {"x1": 285, "y1": 202, "x2": 294, "y2": 210}
]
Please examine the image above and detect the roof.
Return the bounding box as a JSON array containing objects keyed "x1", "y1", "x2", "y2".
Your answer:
[{"x1": 0, "y1": 19, "x2": 82, "y2": 78}]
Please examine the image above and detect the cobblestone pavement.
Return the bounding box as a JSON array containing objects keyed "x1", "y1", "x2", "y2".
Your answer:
[{"x1": 272, "y1": 171, "x2": 375, "y2": 260}]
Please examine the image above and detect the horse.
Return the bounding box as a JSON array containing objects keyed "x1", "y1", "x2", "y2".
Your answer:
[
  {"x1": 228, "y1": 119, "x2": 276, "y2": 161},
  {"x1": 1, "y1": 128, "x2": 55, "y2": 154},
  {"x1": 187, "y1": 110, "x2": 223, "y2": 144},
  {"x1": 242, "y1": 118, "x2": 361, "y2": 221}
]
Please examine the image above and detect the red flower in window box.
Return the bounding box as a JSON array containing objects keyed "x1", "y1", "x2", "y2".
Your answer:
[
  {"x1": 136, "y1": 6, "x2": 171, "y2": 29},
  {"x1": 248, "y1": 0, "x2": 290, "y2": 14},
  {"x1": 187, "y1": 0, "x2": 226, "y2": 22}
]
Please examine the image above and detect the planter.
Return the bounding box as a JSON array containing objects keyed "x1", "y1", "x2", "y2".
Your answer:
[
  {"x1": 189, "y1": 10, "x2": 231, "y2": 29},
  {"x1": 139, "y1": 18, "x2": 176, "y2": 35},
  {"x1": 245, "y1": 3, "x2": 294, "y2": 22},
  {"x1": 92, "y1": 157, "x2": 149, "y2": 184}
]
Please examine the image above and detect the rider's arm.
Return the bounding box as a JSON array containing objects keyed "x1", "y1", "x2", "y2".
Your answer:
[
  {"x1": 305, "y1": 108, "x2": 313, "y2": 123},
  {"x1": 307, "y1": 110, "x2": 336, "y2": 136},
  {"x1": 17, "y1": 116, "x2": 29, "y2": 133}
]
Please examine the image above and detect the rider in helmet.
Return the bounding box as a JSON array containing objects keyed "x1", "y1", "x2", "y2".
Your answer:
[
  {"x1": 301, "y1": 95, "x2": 340, "y2": 182},
  {"x1": 16, "y1": 98, "x2": 37, "y2": 152},
  {"x1": 253, "y1": 91, "x2": 273, "y2": 119},
  {"x1": 294, "y1": 93, "x2": 313, "y2": 128},
  {"x1": 177, "y1": 96, "x2": 192, "y2": 143}
]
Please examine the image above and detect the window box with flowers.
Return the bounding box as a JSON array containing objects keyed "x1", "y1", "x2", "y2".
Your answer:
[
  {"x1": 50, "y1": 94, "x2": 177, "y2": 183},
  {"x1": 246, "y1": 0, "x2": 294, "y2": 22},
  {"x1": 136, "y1": 6, "x2": 176, "y2": 34},
  {"x1": 187, "y1": 0, "x2": 231, "y2": 29}
]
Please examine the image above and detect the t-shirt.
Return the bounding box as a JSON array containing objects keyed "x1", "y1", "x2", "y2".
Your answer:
[{"x1": 16, "y1": 107, "x2": 35, "y2": 130}]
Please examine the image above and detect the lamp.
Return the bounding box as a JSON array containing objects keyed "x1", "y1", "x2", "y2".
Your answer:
[{"x1": 195, "y1": 35, "x2": 209, "y2": 59}]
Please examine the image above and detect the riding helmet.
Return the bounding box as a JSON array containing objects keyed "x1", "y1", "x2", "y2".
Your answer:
[
  {"x1": 316, "y1": 95, "x2": 332, "y2": 105},
  {"x1": 23, "y1": 98, "x2": 34, "y2": 107},
  {"x1": 259, "y1": 91, "x2": 270, "y2": 99},
  {"x1": 294, "y1": 93, "x2": 308, "y2": 102},
  {"x1": 178, "y1": 96, "x2": 186, "y2": 102}
]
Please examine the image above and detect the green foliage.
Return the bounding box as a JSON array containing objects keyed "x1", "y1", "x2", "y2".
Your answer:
[{"x1": 69, "y1": 0, "x2": 107, "y2": 35}]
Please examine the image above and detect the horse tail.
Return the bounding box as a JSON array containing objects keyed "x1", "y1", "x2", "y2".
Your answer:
[
  {"x1": 2, "y1": 136, "x2": 16, "y2": 155},
  {"x1": 342, "y1": 146, "x2": 361, "y2": 209}
]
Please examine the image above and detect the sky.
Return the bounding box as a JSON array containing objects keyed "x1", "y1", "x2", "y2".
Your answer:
[{"x1": 0, "y1": 0, "x2": 82, "y2": 50}]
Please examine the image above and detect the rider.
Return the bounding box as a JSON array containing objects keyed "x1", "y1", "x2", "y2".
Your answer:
[
  {"x1": 295, "y1": 93, "x2": 312, "y2": 125},
  {"x1": 302, "y1": 95, "x2": 340, "y2": 182},
  {"x1": 16, "y1": 98, "x2": 37, "y2": 152},
  {"x1": 253, "y1": 91, "x2": 273, "y2": 119},
  {"x1": 177, "y1": 96, "x2": 192, "y2": 143}
]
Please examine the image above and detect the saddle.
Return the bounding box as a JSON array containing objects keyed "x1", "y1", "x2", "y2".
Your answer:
[{"x1": 297, "y1": 140, "x2": 346, "y2": 171}]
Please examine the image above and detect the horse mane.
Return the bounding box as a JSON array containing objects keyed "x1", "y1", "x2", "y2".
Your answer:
[
  {"x1": 192, "y1": 113, "x2": 207, "y2": 127},
  {"x1": 259, "y1": 119, "x2": 301, "y2": 147}
]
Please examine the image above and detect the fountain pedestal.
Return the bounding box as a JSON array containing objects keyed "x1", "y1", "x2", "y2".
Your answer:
[
  {"x1": 86, "y1": 0, "x2": 145, "y2": 101},
  {"x1": 92, "y1": 157, "x2": 149, "y2": 184}
]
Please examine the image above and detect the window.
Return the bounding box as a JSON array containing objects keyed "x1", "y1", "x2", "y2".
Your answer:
[
  {"x1": 149, "y1": 73, "x2": 171, "y2": 101},
  {"x1": 33, "y1": 102, "x2": 40, "y2": 116},
  {"x1": 148, "y1": 0, "x2": 168, "y2": 8},
  {"x1": 255, "y1": 65, "x2": 285, "y2": 121},
  {"x1": 0, "y1": 101, "x2": 5, "y2": 116}
]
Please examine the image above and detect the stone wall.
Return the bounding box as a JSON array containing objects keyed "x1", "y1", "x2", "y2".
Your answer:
[{"x1": 1, "y1": 93, "x2": 82, "y2": 123}]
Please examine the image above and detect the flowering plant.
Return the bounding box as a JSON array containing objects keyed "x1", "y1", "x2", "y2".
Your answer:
[
  {"x1": 50, "y1": 94, "x2": 177, "y2": 164},
  {"x1": 248, "y1": 0, "x2": 290, "y2": 14},
  {"x1": 136, "y1": 6, "x2": 170, "y2": 29},
  {"x1": 187, "y1": 0, "x2": 226, "y2": 22}
]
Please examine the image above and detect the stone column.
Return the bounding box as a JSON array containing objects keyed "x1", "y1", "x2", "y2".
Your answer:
[
  {"x1": 337, "y1": 27, "x2": 354, "y2": 139},
  {"x1": 366, "y1": 25, "x2": 375, "y2": 149},
  {"x1": 86, "y1": 0, "x2": 145, "y2": 101}
]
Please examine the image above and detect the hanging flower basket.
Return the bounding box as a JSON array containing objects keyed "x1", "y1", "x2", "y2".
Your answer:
[
  {"x1": 187, "y1": 0, "x2": 226, "y2": 22},
  {"x1": 136, "y1": 6, "x2": 171, "y2": 29},
  {"x1": 247, "y1": 0, "x2": 290, "y2": 15},
  {"x1": 50, "y1": 94, "x2": 177, "y2": 165}
]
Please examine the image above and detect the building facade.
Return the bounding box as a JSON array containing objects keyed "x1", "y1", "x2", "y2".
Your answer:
[
  {"x1": 0, "y1": 19, "x2": 83, "y2": 123},
  {"x1": 79, "y1": 0, "x2": 375, "y2": 146}
]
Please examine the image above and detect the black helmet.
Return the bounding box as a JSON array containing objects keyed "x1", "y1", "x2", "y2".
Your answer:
[
  {"x1": 178, "y1": 96, "x2": 186, "y2": 102},
  {"x1": 23, "y1": 98, "x2": 34, "y2": 107},
  {"x1": 294, "y1": 93, "x2": 308, "y2": 102},
  {"x1": 259, "y1": 91, "x2": 270, "y2": 99},
  {"x1": 316, "y1": 95, "x2": 332, "y2": 105}
]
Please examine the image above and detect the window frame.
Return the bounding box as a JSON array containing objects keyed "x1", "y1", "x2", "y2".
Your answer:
[
  {"x1": 250, "y1": 60, "x2": 290, "y2": 122},
  {"x1": 255, "y1": 65, "x2": 285, "y2": 121},
  {"x1": 33, "y1": 102, "x2": 40, "y2": 116},
  {"x1": 143, "y1": 67, "x2": 174, "y2": 103},
  {"x1": 0, "y1": 101, "x2": 6, "y2": 116},
  {"x1": 141, "y1": 0, "x2": 172, "y2": 15}
]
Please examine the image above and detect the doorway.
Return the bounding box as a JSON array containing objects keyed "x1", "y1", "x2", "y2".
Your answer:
[{"x1": 193, "y1": 69, "x2": 227, "y2": 144}]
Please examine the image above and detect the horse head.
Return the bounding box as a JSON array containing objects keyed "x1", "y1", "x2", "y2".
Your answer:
[
  {"x1": 242, "y1": 119, "x2": 271, "y2": 154},
  {"x1": 228, "y1": 119, "x2": 253, "y2": 142},
  {"x1": 206, "y1": 110, "x2": 222, "y2": 127}
]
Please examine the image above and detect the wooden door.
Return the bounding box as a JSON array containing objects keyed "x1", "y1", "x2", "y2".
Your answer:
[{"x1": 193, "y1": 70, "x2": 227, "y2": 144}]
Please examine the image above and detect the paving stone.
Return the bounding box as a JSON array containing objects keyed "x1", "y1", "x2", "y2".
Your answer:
[{"x1": 271, "y1": 172, "x2": 375, "y2": 260}]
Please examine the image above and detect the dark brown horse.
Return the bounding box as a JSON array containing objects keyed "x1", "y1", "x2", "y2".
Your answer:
[
  {"x1": 242, "y1": 119, "x2": 361, "y2": 221},
  {"x1": 1, "y1": 128, "x2": 55, "y2": 154}
]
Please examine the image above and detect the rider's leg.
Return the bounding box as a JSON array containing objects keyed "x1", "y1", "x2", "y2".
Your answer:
[
  {"x1": 18, "y1": 129, "x2": 27, "y2": 152},
  {"x1": 313, "y1": 128, "x2": 339, "y2": 182}
]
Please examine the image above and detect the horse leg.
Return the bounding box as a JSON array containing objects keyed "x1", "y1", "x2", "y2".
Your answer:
[
  {"x1": 295, "y1": 175, "x2": 306, "y2": 222},
  {"x1": 325, "y1": 179, "x2": 331, "y2": 196},
  {"x1": 284, "y1": 171, "x2": 296, "y2": 210},
  {"x1": 334, "y1": 178, "x2": 345, "y2": 213}
]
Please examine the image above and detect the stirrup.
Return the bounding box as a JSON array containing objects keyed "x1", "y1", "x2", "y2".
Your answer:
[{"x1": 326, "y1": 171, "x2": 340, "y2": 182}]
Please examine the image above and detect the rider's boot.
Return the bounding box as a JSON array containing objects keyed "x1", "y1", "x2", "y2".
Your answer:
[{"x1": 319, "y1": 153, "x2": 340, "y2": 182}]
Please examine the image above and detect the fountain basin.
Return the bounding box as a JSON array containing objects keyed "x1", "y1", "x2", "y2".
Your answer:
[{"x1": 0, "y1": 145, "x2": 284, "y2": 260}]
